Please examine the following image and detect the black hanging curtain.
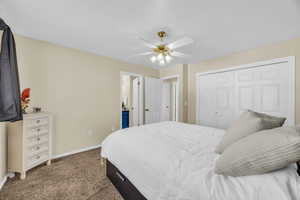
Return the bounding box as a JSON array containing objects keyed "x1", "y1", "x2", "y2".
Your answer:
[{"x1": 0, "y1": 18, "x2": 22, "y2": 122}]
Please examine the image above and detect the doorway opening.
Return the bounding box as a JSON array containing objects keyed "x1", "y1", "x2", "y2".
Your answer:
[
  {"x1": 120, "y1": 72, "x2": 143, "y2": 129},
  {"x1": 161, "y1": 76, "x2": 179, "y2": 122}
]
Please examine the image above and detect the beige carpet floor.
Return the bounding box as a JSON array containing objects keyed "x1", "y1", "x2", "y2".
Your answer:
[{"x1": 0, "y1": 149, "x2": 123, "y2": 200}]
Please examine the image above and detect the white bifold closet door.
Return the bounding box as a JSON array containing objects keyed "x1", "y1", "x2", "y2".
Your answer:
[
  {"x1": 144, "y1": 77, "x2": 163, "y2": 124},
  {"x1": 197, "y1": 59, "x2": 295, "y2": 129}
]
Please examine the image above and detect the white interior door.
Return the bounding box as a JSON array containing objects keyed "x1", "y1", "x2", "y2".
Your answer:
[
  {"x1": 145, "y1": 77, "x2": 163, "y2": 124},
  {"x1": 161, "y1": 82, "x2": 171, "y2": 121},
  {"x1": 132, "y1": 77, "x2": 140, "y2": 126}
]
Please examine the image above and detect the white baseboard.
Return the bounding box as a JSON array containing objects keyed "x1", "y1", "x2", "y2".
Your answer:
[
  {"x1": 52, "y1": 144, "x2": 101, "y2": 159},
  {"x1": 0, "y1": 175, "x2": 7, "y2": 191}
]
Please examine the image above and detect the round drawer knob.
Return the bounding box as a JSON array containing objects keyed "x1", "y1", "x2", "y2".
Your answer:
[
  {"x1": 37, "y1": 137, "x2": 40, "y2": 141},
  {"x1": 37, "y1": 120, "x2": 40, "y2": 123},
  {"x1": 36, "y1": 156, "x2": 40, "y2": 159},
  {"x1": 37, "y1": 128, "x2": 40, "y2": 132},
  {"x1": 36, "y1": 146, "x2": 40, "y2": 150}
]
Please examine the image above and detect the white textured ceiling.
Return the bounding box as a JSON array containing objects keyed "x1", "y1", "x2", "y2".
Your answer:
[{"x1": 1, "y1": 0, "x2": 300, "y2": 68}]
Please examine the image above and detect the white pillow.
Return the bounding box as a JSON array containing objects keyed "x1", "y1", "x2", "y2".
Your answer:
[
  {"x1": 215, "y1": 111, "x2": 265, "y2": 154},
  {"x1": 215, "y1": 127, "x2": 300, "y2": 177}
]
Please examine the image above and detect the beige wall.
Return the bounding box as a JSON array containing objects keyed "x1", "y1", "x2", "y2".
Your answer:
[
  {"x1": 14, "y1": 35, "x2": 159, "y2": 156},
  {"x1": 159, "y1": 64, "x2": 188, "y2": 122},
  {"x1": 188, "y1": 37, "x2": 300, "y2": 124},
  {"x1": 0, "y1": 34, "x2": 158, "y2": 182},
  {"x1": 0, "y1": 123, "x2": 6, "y2": 183}
]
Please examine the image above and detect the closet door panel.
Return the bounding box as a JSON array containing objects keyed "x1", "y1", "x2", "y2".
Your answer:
[
  {"x1": 261, "y1": 84, "x2": 280, "y2": 112},
  {"x1": 238, "y1": 86, "x2": 255, "y2": 112},
  {"x1": 214, "y1": 72, "x2": 235, "y2": 129},
  {"x1": 236, "y1": 62, "x2": 291, "y2": 121},
  {"x1": 197, "y1": 76, "x2": 216, "y2": 127},
  {"x1": 236, "y1": 68, "x2": 257, "y2": 116},
  {"x1": 198, "y1": 71, "x2": 235, "y2": 128}
]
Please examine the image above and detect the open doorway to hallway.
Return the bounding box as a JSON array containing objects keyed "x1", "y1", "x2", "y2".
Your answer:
[{"x1": 120, "y1": 72, "x2": 143, "y2": 129}]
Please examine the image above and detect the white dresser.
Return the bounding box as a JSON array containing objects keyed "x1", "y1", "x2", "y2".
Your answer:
[{"x1": 7, "y1": 112, "x2": 53, "y2": 179}]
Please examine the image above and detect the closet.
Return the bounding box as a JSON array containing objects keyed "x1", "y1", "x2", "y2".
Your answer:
[{"x1": 196, "y1": 57, "x2": 295, "y2": 129}]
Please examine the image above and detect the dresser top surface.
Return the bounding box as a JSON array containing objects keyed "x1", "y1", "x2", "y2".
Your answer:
[{"x1": 23, "y1": 112, "x2": 52, "y2": 119}]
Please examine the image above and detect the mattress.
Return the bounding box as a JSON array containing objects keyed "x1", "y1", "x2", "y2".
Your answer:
[{"x1": 101, "y1": 121, "x2": 300, "y2": 200}]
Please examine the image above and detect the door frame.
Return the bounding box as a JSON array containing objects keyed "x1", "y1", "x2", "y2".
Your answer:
[
  {"x1": 120, "y1": 71, "x2": 144, "y2": 129},
  {"x1": 196, "y1": 56, "x2": 295, "y2": 125},
  {"x1": 160, "y1": 74, "x2": 180, "y2": 122}
]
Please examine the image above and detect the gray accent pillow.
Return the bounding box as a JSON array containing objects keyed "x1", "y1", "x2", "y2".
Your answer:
[
  {"x1": 215, "y1": 111, "x2": 265, "y2": 154},
  {"x1": 215, "y1": 127, "x2": 300, "y2": 177},
  {"x1": 215, "y1": 110, "x2": 287, "y2": 154},
  {"x1": 252, "y1": 111, "x2": 286, "y2": 129}
]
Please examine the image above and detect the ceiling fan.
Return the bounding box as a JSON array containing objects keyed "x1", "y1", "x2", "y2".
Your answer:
[{"x1": 133, "y1": 31, "x2": 194, "y2": 66}]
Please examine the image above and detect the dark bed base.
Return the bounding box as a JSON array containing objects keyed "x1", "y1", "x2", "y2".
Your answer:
[
  {"x1": 106, "y1": 160, "x2": 147, "y2": 200},
  {"x1": 107, "y1": 160, "x2": 300, "y2": 200}
]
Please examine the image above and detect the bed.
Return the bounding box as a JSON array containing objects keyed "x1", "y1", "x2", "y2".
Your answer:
[{"x1": 101, "y1": 121, "x2": 300, "y2": 200}]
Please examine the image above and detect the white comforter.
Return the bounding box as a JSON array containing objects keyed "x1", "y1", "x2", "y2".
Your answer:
[{"x1": 101, "y1": 121, "x2": 300, "y2": 200}]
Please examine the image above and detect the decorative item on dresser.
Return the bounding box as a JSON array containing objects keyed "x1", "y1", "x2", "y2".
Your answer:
[{"x1": 7, "y1": 112, "x2": 53, "y2": 179}]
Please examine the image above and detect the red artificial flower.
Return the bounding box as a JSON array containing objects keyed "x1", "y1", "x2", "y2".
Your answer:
[{"x1": 21, "y1": 88, "x2": 30, "y2": 101}]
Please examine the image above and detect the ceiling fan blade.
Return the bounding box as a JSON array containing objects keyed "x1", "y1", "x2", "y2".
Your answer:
[
  {"x1": 129, "y1": 52, "x2": 154, "y2": 58},
  {"x1": 139, "y1": 37, "x2": 157, "y2": 49},
  {"x1": 167, "y1": 37, "x2": 194, "y2": 50},
  {"x1": 171, "y1": 51, "x2": 190, "y2": 57}
]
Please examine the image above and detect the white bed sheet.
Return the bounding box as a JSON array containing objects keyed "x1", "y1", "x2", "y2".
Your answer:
[{"x1": 101, "y1": 121, "x2": 300, "y2": 200}]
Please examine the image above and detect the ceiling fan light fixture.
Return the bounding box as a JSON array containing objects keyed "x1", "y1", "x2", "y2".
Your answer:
[{"x1": 134, "y1": 30, "x2": 193, "y2": 66}]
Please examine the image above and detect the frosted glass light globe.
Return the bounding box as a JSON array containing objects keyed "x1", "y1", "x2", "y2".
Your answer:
[
  {"x1": 165, "y1": 55, "x2": 172, "y2": 63},
  {"x1": 159, "y1": 59, "x2": 165, "y2": 65},
  {"x1": 150, "y1": 56, "x2": 157, "y2": 63}
]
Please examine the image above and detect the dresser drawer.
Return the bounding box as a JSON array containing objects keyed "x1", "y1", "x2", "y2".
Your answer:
[
  {"x1": 27, "y1": 117, "x2": 49, "y2": 128},
  {"x1": 26, "y1": 150, "x2": 49, "y2": 169},
  {"x1": 27, "y1": 133, "x2": 49, "y2": 147},
  {"x1": 27, "y1": 142, "x2": 49, "y2": 157},
  {"x1": 26, "y1": 126, "x2": 49, "y2": 138}
]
